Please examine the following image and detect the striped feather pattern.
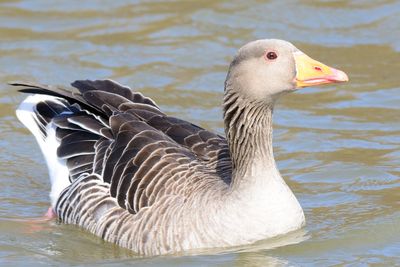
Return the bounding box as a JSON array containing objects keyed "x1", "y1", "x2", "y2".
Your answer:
[
  {"x1": 14, "y1": 79, "x2": 233, "y2": 254},
  {"x1": 13, "y1": 40, "x2": 321, "y2": 255}
]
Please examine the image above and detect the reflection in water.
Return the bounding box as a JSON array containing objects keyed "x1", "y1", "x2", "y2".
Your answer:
[{"x1": 0, "y1": 0, "x2": 399, "y2": 266}]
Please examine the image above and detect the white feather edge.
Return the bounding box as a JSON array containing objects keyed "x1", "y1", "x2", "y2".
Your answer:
[{"x1": 16, "y1": 94, "x2": 71, "y2": 208}]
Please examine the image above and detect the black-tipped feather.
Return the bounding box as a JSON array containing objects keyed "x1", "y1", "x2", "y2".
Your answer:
[{"x1": 14, "y1": 79, "x2": 232, "y2": 219}]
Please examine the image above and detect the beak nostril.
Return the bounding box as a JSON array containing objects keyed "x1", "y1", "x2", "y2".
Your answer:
[{"x1": 314, "y1": 66, "x2": 322, "y2": 72}]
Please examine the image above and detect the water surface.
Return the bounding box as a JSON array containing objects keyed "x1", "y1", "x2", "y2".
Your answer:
[{"x1": 1, "y1": 0, "x2": 399, "y2": 266}]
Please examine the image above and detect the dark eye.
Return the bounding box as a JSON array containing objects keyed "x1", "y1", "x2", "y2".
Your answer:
[{"x1": 266, "y1": 51, "x2": 278, "y2": 60}]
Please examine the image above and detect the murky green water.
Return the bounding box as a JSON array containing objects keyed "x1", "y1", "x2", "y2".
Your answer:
[{"x1": 1, "y1": 0, "x2": 399, "y2": 265}]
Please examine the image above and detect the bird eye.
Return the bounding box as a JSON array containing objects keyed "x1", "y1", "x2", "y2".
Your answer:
[
  {"x1": 266, "y1": 51, "x2": 278, "y2": 60},
  {"x1": 267, "y1": 52, "x2": 278, "y2": 60}
]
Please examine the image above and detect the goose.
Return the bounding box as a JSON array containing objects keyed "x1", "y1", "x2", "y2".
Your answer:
[{"x1": 13, "y1": 39, "x2": 348, "y2": 255}]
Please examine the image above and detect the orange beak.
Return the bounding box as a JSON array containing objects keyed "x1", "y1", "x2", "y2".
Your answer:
[{"x1": 294, "y1": 51, "x2": 349, "y2": 88}]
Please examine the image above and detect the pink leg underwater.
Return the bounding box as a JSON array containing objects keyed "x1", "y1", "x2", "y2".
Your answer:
[
  {"x1": 44, "y1": 207, "x2": 57, "y2": 220},
  {"x1": 18, "y1": 207, "x2": 57, "y2": 234}
]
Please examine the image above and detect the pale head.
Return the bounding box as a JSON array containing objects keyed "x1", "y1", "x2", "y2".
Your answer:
[{"x1": 224, "y1": 39, "x2": 348, "y2": 104}]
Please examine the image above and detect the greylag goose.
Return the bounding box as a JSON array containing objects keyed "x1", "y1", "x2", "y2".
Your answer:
[{"x1": 13, "y1": 39, "x2": 348, "y2": 255}]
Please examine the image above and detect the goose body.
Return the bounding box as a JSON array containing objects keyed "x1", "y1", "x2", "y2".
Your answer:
[{"x1": 14, "y1": 39, "x2": 348, "y2": 255}]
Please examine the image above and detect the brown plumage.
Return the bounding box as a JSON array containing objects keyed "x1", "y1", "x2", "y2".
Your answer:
[{"x1": 14, "y1": 39, "x2": 348, "y2": 255}]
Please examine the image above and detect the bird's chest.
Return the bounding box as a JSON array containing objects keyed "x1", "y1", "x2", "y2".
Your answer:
[{"x1": 217, "y1": 178, "x2": 305, "y2": 245}]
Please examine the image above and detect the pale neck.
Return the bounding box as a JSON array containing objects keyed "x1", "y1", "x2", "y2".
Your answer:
[{"x1": 223, "y1": 90, "x2": 278, "y2": 190}]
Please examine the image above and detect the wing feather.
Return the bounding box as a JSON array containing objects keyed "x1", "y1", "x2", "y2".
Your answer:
[{"x1": 14, "y1": 79, "x2": 232, "y2": 223}]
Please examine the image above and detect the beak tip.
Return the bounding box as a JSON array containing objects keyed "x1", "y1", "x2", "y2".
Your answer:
[
  {"x1": 333, "y1": 68, "x2": 349, "y2": 83},
  {"x1": 340, "y1": 71, "x2": 349, "y2": 82}
]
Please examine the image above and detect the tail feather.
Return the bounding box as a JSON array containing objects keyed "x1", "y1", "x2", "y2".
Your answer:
[
  {"x1": 13, "y1": 79, "x2": 165, "y2": 209},
  {"x1": 16, "y1": 95, "x2": 71, "y2": 207}
]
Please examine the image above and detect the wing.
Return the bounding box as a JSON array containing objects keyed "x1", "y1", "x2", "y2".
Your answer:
[{"x1": 14, "y1": 79, "x2": 232, "y2": 216}]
